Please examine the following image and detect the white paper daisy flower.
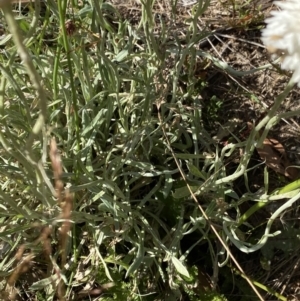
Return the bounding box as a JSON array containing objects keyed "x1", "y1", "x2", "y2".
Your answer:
[{"x1": 261, "y1": 0, "x2": 300, "y2": 86}]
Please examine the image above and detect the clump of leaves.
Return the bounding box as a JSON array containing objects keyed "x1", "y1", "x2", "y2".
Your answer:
[{"x1": 1, "y1": 0, "x2": 299, "y2": 300}]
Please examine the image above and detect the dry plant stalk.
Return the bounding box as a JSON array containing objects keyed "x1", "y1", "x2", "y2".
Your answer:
[
  {"x1": 49, "y1": 138, "x2": 73, "y2": 301},
  {"x1": 38, "y1": 226, "x2": 52, "y2": 259},
  {"x1": 4, "y1": 226, "x2": 52, "y2": 300},
  {"x1": 6, "y1": 243, "x2": 33, "y2": 301},
  {"x1": 8, "y1": 252, "x2": 35, "y2": 286},
  {"x1": 59, "y1": 190, "x2": 72, "y2": 266},
  {"x1": 49, "y1": 138, "x2": 64, "y2": 202}
]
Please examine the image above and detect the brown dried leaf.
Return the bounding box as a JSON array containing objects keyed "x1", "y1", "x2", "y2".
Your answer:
[{"x1": 256, "y1": 138, "x2": 299, "y2": 180}]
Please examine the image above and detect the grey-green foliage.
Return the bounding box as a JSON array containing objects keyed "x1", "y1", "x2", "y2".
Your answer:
[
  {"x1": 0, "y1": 0, "x2": 296, "y2": 300},
  {"x1": 0, "y1": 0, "x2": 218, "y2": 299}
]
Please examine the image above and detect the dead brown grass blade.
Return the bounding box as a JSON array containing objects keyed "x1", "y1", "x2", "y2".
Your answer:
[
  {"x1": 8, "y1": 251, "x2": 35, "y2": 287},
  {"x1": 49, "y1": 138, "x2": 73, "y2": 301},
  {"x1": 256, "y1": 137, "x2": 300, "y2": 180}
]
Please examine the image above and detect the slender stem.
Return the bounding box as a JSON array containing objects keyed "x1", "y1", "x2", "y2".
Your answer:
[
  {"x1": 0, "y1": 0, "x2": 48, "y2": 154},
  {"x1": 53, "y1": 45, "x2": 61, "y2": 100},
  {"x1": 57, "y1": 0, "x2": 81, "y2": 153}
]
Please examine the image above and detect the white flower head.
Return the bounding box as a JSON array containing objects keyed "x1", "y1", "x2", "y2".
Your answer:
[{"x1": 261, "y1": 0, "x2": 300, "y2": 86}]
